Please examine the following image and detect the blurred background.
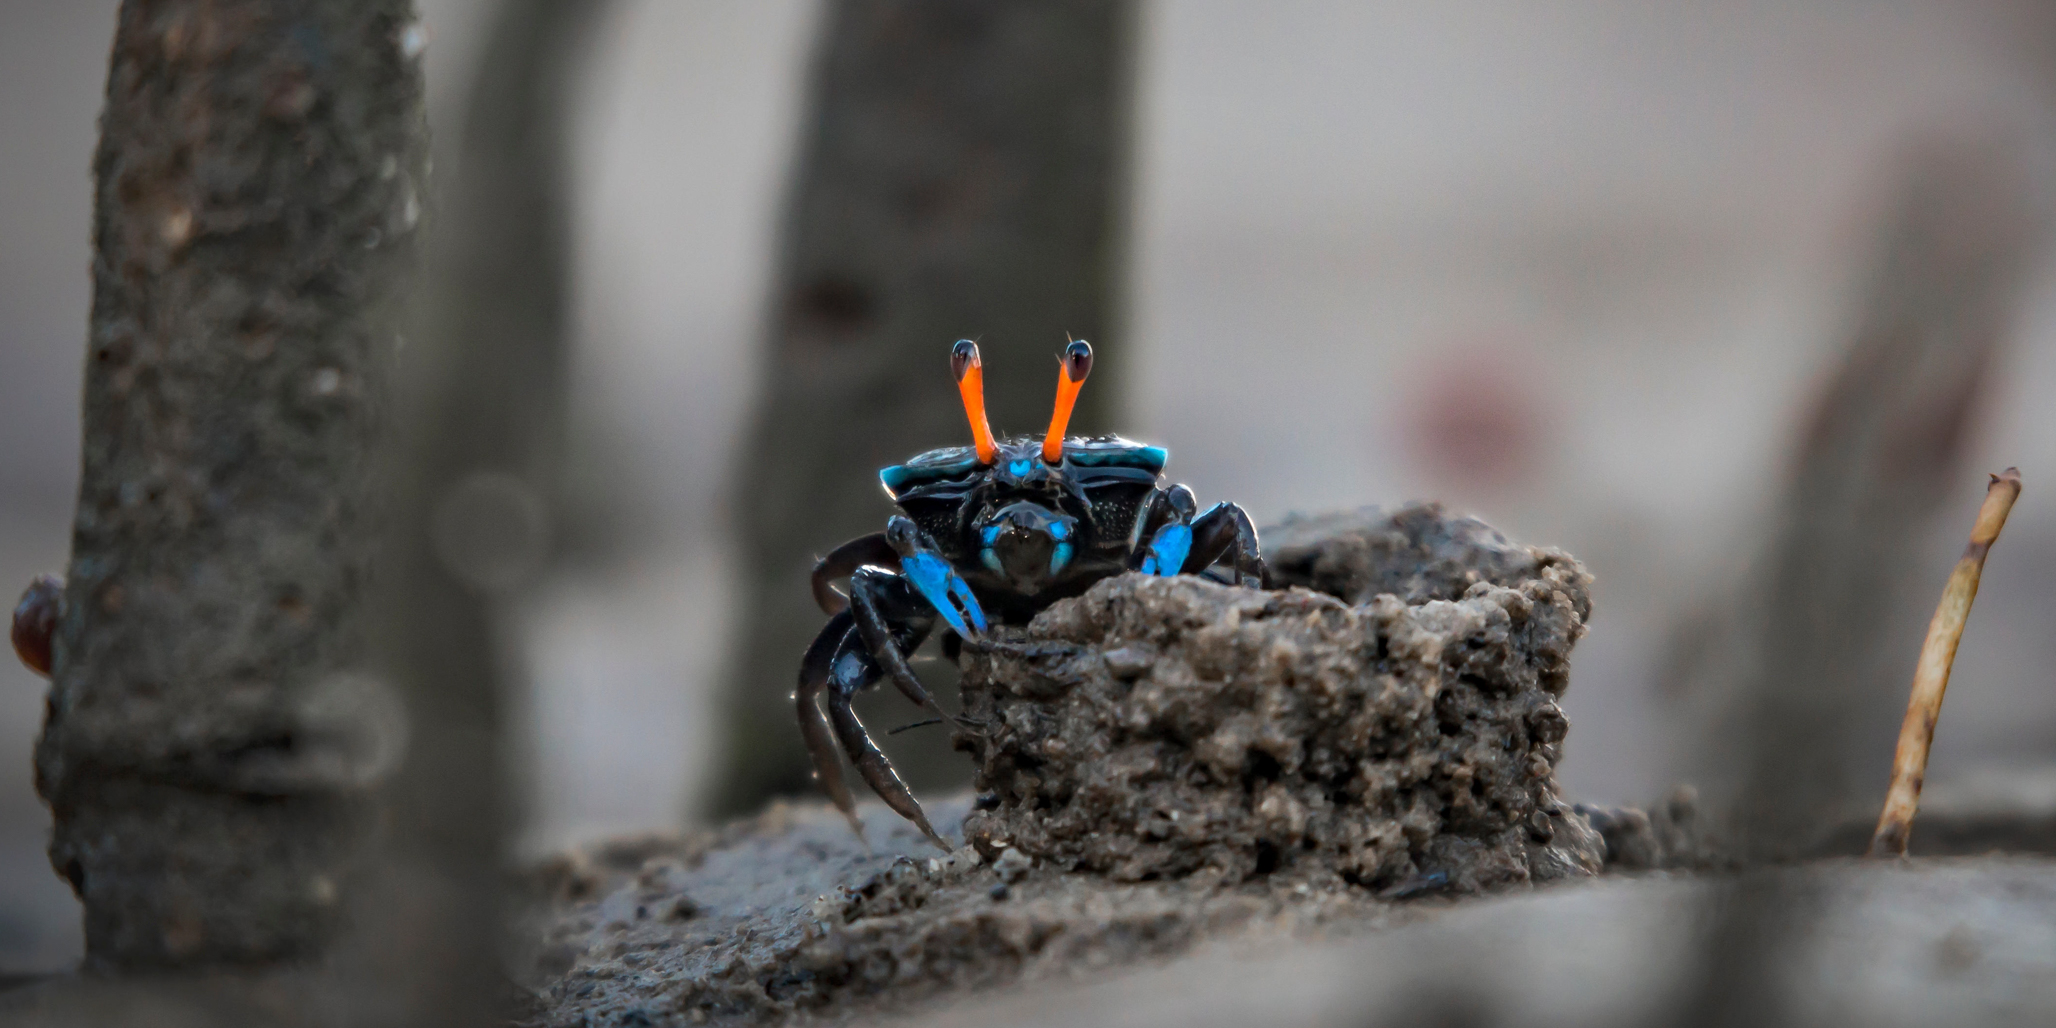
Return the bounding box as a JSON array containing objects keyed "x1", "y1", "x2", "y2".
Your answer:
[{"x1": 4, "y1": 0, "x2": 2055, "y2": 973}]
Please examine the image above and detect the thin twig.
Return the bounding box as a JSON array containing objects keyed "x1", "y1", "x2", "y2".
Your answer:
[{"x1": 1869, "y1": 467, "x2": 2022, "y2": 857}]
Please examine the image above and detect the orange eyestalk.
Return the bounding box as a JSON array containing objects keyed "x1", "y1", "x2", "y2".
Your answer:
[
  {"x1": 1041, "y1": 339, "x2": 1093, "y2": 463},
  {"x1": 951, "y1": 340, "x2": 999, "y2": 464}
]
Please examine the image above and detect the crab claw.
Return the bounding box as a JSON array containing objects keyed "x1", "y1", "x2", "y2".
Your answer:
[
  {"x1": 946, "y1": 572, "x2": 987, "y2": 632},
  {"x1": 900, "y1": 551, "x2": 988, "y2": 636}
]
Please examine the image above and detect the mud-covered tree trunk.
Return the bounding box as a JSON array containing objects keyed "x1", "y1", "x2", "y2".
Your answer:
[
  {"x1": 713, "y1": 0, "x2": 1139, "y2": 815},
  {"x1": 32, "y1": 0, "x2": 426, "y2": 968}
]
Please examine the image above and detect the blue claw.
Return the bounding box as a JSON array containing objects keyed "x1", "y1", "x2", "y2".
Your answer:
[
  {"x1": 948, "y1": 573, "x2": 988, "y2": 633},
  {"x1": 1146, "y1": 523, "x2": 1193, "y2": 578},
  {"x1": 902, "y1": 551, "x2": 986, "y2": 636}
]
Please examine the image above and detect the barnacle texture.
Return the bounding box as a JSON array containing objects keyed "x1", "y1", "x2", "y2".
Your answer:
[{"x1": 959, "y1": 505, "x2": 1602, "y2": 890}]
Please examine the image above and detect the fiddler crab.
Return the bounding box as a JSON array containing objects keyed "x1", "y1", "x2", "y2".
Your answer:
[{"x1": 801, "y1": 338, "x2": 1267, "y2": 849}]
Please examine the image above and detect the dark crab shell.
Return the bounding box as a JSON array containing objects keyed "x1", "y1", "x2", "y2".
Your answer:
[
  {"x1": 878, "y1": 435, "x2": 1167, "y2": 499},
  {"x1": 879, "y1": 435, "x2": 1171, "y2": 584}
]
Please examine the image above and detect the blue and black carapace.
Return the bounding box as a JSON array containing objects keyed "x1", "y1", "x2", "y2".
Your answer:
[{"x1": 800, "y1": 338, "x2": 1266, "y2": 848}]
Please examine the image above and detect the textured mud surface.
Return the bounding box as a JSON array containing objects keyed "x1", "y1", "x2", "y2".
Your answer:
[
  {"x1": 514, "y1": 800, "x2": 1414, "y2": 1028},
  {"x1": 1264, "y1": 502, "x2": 1588, "y2": 606},
  {"x1": 519, "y1": 505, "x2": 1605, "y2": 1026},
  {"x1": 956, "y1": 569, "x2": 1603, "y2": 890}
]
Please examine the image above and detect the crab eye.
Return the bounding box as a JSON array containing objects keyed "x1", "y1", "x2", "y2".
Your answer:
[
  {"x1": 950, "y1": 339, "x2": 998, "y2": 463},
  {"x1": 950, "y1": 339, "x2": 980, "y2": 382},
  {"x1": 1041, "y1": 338, "x2": 1093, "y2": 463},
  {"x1": 1063, "y1": 339, "x2": 1093, "y2": 383},
  {"x1": 885, "y1": 516, "x2": 921, "y2": 555}
]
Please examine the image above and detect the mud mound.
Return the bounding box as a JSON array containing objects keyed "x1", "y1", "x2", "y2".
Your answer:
[
  {"x1": 1264, "y1": 502, "x2": 1587, "y2": 607},
  {"x1": 520, "y1": 505, "x2": 1605, "y2": 1025},
  {"x1": 957, "y1": 562, "x2": 1603, "y2": 891}
]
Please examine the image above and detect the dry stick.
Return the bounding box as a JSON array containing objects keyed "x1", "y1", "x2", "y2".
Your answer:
[{"x1": 1869, "y1": 467, "x2": 2023, "y2": 857}]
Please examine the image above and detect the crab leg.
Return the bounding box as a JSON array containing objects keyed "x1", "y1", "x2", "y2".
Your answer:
[
  {"x1": 1134, "y1": 484, "x2": 1198, "y2": 576},
  {"x1": 796, "y1": 610, "x2": 866, "y2": 841},
  {"x1": 1182, "y1": 501, "x2": 1267, "y2": 587},
  {"x1": 898, "y1": 550, "x2": 988, "y2": 636},
  {"x1": 1140, "y1": 522, "x2": 1193, "y2": 577},
  {"x1": 825, "y1": 636, "x2": 951, "y2": 851},
  {"x1": 809, "y1": 532, "x2": 900, "y2": 616},
  {"x1": 847, "y1": 568, "x2": 965, "y2": 726}
]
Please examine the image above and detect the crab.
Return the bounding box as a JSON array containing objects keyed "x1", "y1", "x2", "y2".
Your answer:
[{"x1": 800, "y1": 338, "x2": 1266, "y2": 849}]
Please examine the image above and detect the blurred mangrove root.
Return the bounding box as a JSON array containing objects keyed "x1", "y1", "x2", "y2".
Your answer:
[
  {"x1": 1870, "y1": 467, "x2": 2022, "y2": 858},
  {"x1": 1673, "y1": 141, "x2": 2030, "y2": 1028},
  {"x1": 31, "y1": 0, "x2": 426, "y2": 969},
  {"x1": 366, "y1": 0, "x2": 610, "y2": 1021}
]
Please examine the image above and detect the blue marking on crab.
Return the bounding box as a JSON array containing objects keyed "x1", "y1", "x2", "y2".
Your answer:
[
  {"x1": 833, "y1": 650, "x2": 867, "y2": 685},
  {"x1": 1140, "y1": 522, "x2": 1192, "y2": 578},
  {"x1": 1008, "y1": 458, "x2": 1034, "y2": 477},
  {"x1": 1066, "y1": 443, "x2": 1167, "y2": 473},
  {"x1": 1049, "y1": 541, "x2": 1074, "y2": 577},
  {"x1": 901, "y1": 550, "x2": 987, "y2": 635}
]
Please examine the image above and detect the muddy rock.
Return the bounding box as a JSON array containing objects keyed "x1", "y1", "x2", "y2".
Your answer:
[
  {"x1": 955, "y1": 552, "x2": 1602, "y2": 892},
  {"x1": 1575, "y1": 786, "x2": 1728, "y2": 871},
  {"x1": 1264, "y1": 502, "x2": 1591, "y2": 611}
]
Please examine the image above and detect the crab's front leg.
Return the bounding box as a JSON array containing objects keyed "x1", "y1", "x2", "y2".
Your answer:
[
  {"x1": 796, "y1": 610, "x2": 867, "y2": 840},
  {"x1": 1184, "y1": 501, "x2": 1266, "y2": 587},
  {"x1": 847, "y1": 565, "x2": 973, "y2": 729},
  {"x1": 1136, "y1": 484, "x2": 1198, "y2": 576},
  {"x1": 801, "y1": 517, "x2": 986, "y2": 850},
  {"x1": 884, "y1": 515, "x2": 986, "y2": 636},
  {"x1": 1135, "y1": 485, "x2": 1266, "y2": 587},
  {"x1": 817, "y1": 610, "x2": 952, "y2": 851},
  {"x1": 798, "y1": 576, "x2": 957, "y2": 850}
]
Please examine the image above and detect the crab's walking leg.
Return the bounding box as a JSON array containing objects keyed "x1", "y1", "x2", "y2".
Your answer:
[
  {"x1": 810, "y1": 532, "x2": 900, "y2": 616},
  {"x1": 849, "y1": 567, "x2": 971, "y2": 727},
  {"x1": 825, "y1": 633, "x2": 951, "y2": 850},
  {"x1": 796, "y1": 611, "x2": 867, "y2": 840},
  {"x1": 1183, "y1": 501, "x2": 1267, "y2": 587},
  {"x1": 1137, "y1": 484, "x2": 1199, "y2": 577}
]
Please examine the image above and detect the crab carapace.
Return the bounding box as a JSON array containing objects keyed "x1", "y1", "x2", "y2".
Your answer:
[{"x1": 800, "y1": 338, "x2": 1266, "y2": 848}]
